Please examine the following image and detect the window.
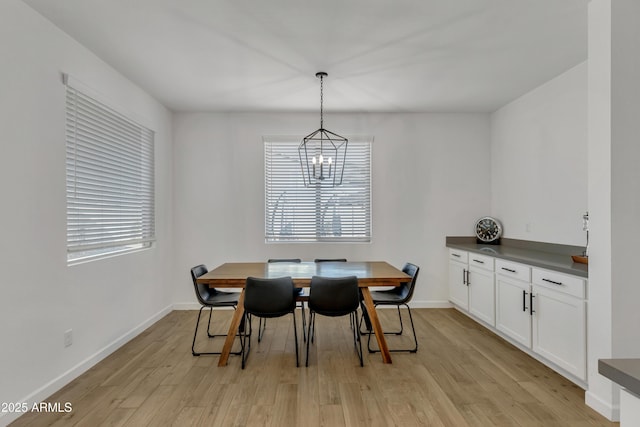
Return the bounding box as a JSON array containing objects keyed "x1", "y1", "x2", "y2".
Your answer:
[
  {"x1": 265, "y1": 139, "x2": 371, "y2": 242},
  {"x1": 65, "y1": 76, "x2": 155, "y2": 263}
]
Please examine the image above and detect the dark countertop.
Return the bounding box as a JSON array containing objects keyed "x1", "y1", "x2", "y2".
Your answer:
[
  {"x1": 599, "y1": 359, "x2": 640, "y2": 396},
  {"x1": 446, "y1": 237, "x2": 588, "y2": 278}
]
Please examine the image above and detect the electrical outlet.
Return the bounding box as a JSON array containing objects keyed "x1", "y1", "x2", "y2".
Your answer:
[
  {"x1": 525, "y1": 223, "x2": 532, "y2": 232},
  {"x1": 64, "y1": 329, "x2": 73, "y2": 347}
]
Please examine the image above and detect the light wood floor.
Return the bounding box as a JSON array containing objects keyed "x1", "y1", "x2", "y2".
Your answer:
[{"x1": 11, "y1": 308, "x2": 617, "y2": 426}]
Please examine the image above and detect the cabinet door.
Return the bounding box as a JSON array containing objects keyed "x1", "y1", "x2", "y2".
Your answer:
[
  {"x1": 495, "y1": 275, "x2": 531, "y2": 347},
  {"x1": 532, "y1": 285, "x2": 586, "y2": 381},
  {"x1": 449, "y1": 260, "x2": 468, "y2": 310},
  {"x1": 468, "y1": 267, "x2": 495, "y2": 326}
]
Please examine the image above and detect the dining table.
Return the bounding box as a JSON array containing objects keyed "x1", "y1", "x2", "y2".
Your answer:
[{"x1": 196, "y1": 261, "x2": 411, "y2": 366}]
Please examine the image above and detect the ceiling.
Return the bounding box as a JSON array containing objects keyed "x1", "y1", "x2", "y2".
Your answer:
[{"x1": 23, "y1": 0, "x2": 588, "y2": 113}]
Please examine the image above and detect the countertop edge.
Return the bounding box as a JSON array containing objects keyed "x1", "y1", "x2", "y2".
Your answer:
[
  {"x1": 445, "y1": 237, "x2": 588, "y2": 278},
  {"x1": 599, "y1": 359, "x2": 640, "y2": 397}
]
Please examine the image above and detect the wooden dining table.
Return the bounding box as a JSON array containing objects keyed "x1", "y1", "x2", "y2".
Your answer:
[{"x1": 196, "y1": 261, "x2": 411, "y2": 366}]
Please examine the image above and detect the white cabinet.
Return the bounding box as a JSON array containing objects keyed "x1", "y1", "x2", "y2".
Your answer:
[
  {"x1": 448, "y1": 249, "x2": 495, "y2": 326},
  {"x1": 495, "y1": 260, "x2": 532, "y2": 348},
  {"x1": 531, "y1": 268, "x2": 586, "y2": 381},
  {"x1": 468, "y1": 254, "x2": 495, "y2": 326},
  {"x1": 448, "y1": 249, "x2": 469, "y2": 310},
  {"x1": 450, "y1": 250, "x2": 588, "y2": 385}
]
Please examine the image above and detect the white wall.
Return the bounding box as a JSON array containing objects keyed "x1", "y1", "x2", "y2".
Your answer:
[
  {"x1": 172, "y1": 112, "x2": 491, "y2": 308},
  {"x1": 586, "y1": 0, "x2": 640, "y2": 421},
  {"x1": 585, "y1": 0, "x2": 615, "y2": 418},
  {"x1": 0, "y1": 2, "x2": 173, "y2": 424},
  {"x1": 491, "y1": 62, "x2": 588, "y2": 245}
]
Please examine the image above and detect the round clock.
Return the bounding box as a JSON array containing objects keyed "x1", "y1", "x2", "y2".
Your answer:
[{"x1": 475, "y1": 216, "x2": 502, "y2": 243}]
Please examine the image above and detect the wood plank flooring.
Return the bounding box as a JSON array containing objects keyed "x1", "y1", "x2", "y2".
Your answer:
[{"x1": 10, "y1": 308, "x2": 617, "y2": 426}]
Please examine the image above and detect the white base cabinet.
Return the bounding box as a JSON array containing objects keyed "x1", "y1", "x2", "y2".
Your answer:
[
  {"x1": 448, "y1": 250, "x2": 468, "y2": 310},
  {"x1": 496, "y1": 270, "x2": 531, "y2": 348},
  {"x1": 448, "y1": 249, "x2": 495, "y2": 327},
  {"x1": 531, "y1": 270, "x2": 586, "y2": 381},
  {"x1": 468, "y1": 263, "x2": 495, "y2": 326},
  {"x1": 449, "y1": 249, "x2": 587, "y2": 385}
]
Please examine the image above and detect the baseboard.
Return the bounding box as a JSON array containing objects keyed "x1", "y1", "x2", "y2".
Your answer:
[
  {"x1": 0, "y1": 304, "x2": 173, "y2": 427},
  {"x1": 586, "y1": 390, "x2": 619, "y2": 422}
]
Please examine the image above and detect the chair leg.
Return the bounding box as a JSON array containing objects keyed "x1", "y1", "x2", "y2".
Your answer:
[
  {"x1": 394, "y1": 306, "x2": 404, "y2": 335},
  {"x1": 405, "y1": 304, "x2": 418, "y2": 353},
  {"x1": 300, "y1": 302, "x2": 307, "y2": 342},
  {"x1": 192, "y1": 306, "x2": 205, "y2": 356},
  {"x1": 367, "y1": 303, "x2": 418, "y2": 353},
  {"x1": 305, "y1": 311, "x2": 315, "y2": 367},
  {"x1": 358, "y1": 301, "x2": 372, "y2": 335},
  {"x1": 292, "y1": 310, "x2": 299, "y2": 367},
  {"x1": 192, "y1": 306, "x2": 242, "y2": 356},
  {"x1": 206, "y1": 305, "x2": 242, "y2": 338},
  {"x1": 360, "y1": 304, "x2": 403, "y2": 336},
  {"x1": 258, "y1": 317, "x2": 266, "y2": 342},
  {"x1": 306, "y1": 311, "x2": 362, "y2": 367},
  {"x1": 206, "y1": 307, "x2": 213, "y2": 336},
  {"x1": 352, "y1": 311, "x2": 364, "y2": 367},
  {"x1": 241, "y1": 312, "x2": 252, "y2": 369}
]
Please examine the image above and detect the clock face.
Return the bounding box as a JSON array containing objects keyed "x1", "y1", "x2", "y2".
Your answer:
[{"x1": 475, "y1": 217, "x2": 502, "y2": 242}]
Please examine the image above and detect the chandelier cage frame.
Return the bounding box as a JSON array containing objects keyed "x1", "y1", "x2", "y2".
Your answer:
[{"x1": 298, "y1": 72, "x2": 348, "y2": 188}]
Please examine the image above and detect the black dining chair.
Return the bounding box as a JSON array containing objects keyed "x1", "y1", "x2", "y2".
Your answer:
[
  {"x1": 314, "y1": 258, "x2": 354, "y2": 329},
  {"x1": 306, "y1": 275, "x2": 363, "y2": 367},
  {"x1": 190, "y1": 264, "x2": 242, "y2": 356},
  {"x1": 241, "y1": 276, "x2": 299, "y2": 369},
  {"x1": 266, "y1": 258, "x2": 306, "y2": 342},
  {"x1": 360, "y1": 262, "x2": 420, "y2": 353}
]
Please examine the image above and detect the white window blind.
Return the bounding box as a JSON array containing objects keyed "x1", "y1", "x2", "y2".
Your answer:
[
  {"x1": 265, "y1": 140, "x2": 371, "y2": 242},
  {"x1": 65, "y1": 78, "x2": 155, "y2": 263}
]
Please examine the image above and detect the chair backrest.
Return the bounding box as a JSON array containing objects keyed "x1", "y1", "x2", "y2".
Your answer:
[
  {"x1": 308, "y1": 276, "x2": 359, "y2": 316},
  {"x1": 268, "y1": 258, "x2": 302, "y2": 263},
  {"x1": 314, "y1": 258, "x2": 347, "y2": 262},
  {"x1": 244, "y1": 276, "x2": 296, "y2": 318},
  {"x1": 190, "y1": 264, "x2": 217, "y2": 305},
  {"x1": 395, "y1": 262, "x2": 420, "y2": 303}
]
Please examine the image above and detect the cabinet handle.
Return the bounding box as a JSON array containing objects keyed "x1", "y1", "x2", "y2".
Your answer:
[
  {"x1": 542, "y1": 278, "x2": 563, "y2": 286},
  {"x1": 501, "y1": 267, "x2": 516, "y2": 273},
  {"x1": 530, "y1": 293, "x2": 535, "y2": 315},
  {"x1": 462, "y1": 269, "x2": 466, "y2": 285},
  {"x1": 522, "y1": 290, "x2": 528, "y2": 312},
  {"x1": 466, "y1": 270, "x2": 471, "y2": 286},
  {"x1": 472, "y1": 259, "x2": 485, "y2": 264},
  {"x1": 452, "y1": 253, "x2": 461, "y2": 258}
]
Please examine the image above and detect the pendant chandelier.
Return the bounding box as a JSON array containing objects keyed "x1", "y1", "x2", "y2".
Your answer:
[{"x1": 298, "y1": 72, "x2": 348, "y2": 187}]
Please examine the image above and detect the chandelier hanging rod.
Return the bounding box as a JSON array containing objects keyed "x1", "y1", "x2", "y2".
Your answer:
[{"x1": 316, "y1": 71, "x2": 327, "y2": 129}]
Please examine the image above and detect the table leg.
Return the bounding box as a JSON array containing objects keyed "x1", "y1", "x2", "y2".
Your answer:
[
  {"x1": 218, "y1": 289, "x2": 245, "y2": 367},
  {"x1": 360, "y1": 287, "x2": 392, "y2": 364}
]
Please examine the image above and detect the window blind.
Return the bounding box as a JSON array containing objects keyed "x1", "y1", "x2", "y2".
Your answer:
[
  {"x1": 265, "y1": 140, "x2": 371, "y2": 242},
  {"x1": 65, "y1": 79, "x2": 155, "y2": 262}
]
